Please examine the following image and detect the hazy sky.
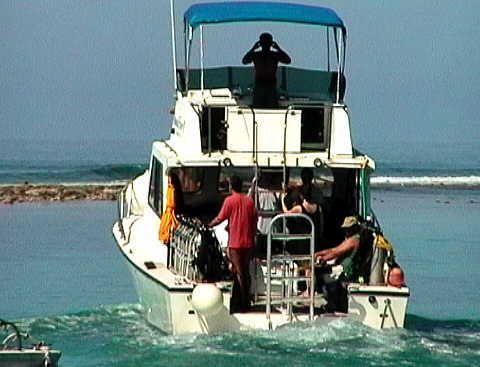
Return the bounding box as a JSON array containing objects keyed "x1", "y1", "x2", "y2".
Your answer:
[{"x1": 1, "y1": 0, "x2": 479, "y2": 162}]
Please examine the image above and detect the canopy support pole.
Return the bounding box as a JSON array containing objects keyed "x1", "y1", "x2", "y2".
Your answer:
[
  {"x1": 336, "y1": 29, "x2": 341, "y2": 103},
  {"x1": 200, "y1": 25, "x2": 204, "y2": 92},
  {"x1": 169, "y1": 0, "x2": 177, "y2": 91},
  {"x1": 185, "y1": 26, "x2": 193, "y2": 92},
  {"x1": 327, "y1": 27, "x2": 330, "y2": 72}
]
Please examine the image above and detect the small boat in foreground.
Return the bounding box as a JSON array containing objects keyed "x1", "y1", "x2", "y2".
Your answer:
[
  {"x1": 0, "y1": 319, "x2": 61, "y2": 367},
  {"x1": 112, "y1": 1, "x2": 409, "y2": 335}
]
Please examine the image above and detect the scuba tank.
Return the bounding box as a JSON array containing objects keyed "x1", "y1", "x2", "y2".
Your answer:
[{"x1": 369, "y1": 233, "x2": 391, "y2": 284}]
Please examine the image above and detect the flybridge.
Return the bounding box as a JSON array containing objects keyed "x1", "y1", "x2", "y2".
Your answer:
[
  {"x1": 170, "y1": 1, "x2": 347, "y2": 103},
  {"x1": 164, "y1": 1, "x2": 355, "y2": 163}
]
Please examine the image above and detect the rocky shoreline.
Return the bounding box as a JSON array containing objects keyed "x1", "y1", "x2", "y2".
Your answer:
[{"x1": 0, "y1": 184, "x2": 123, "y2": 205}]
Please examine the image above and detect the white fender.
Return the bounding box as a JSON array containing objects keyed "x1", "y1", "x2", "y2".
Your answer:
[{"x1": 191, "y1": 283, "x2": 223, "y2": 317}]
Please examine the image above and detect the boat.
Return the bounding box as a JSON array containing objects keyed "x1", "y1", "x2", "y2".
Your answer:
[
  {"x1": 0, "y1": 319, "x2": 61, "y2": 367},
  {"x1": 112, "y1": 1, "x2": 410, "y2": 335}
]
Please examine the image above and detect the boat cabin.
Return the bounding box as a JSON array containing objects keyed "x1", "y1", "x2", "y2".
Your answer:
[
  {"x1": 146, "y1": 1, "x2": 375, "y2": 249},
  {"x1": 148, "y1": 156, "x2": 372, "y2": 250},
  {"x1": 173, "y1": 66, "x2": 346, "y2": 155}
]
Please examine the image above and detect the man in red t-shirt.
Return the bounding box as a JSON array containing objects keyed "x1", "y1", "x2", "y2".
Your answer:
[{"x1": 209, "y1": 175, "x2": 258, "y2": 312}]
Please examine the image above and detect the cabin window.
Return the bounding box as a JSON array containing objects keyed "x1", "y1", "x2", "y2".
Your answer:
[
  {"x1": 200, "y1": 107, "x2": 227, "y2": 153},
  {"x1": 300, "y1": 107, "x2": 328, "y2": 151},
  {"x1": 217, "y1": 167, "x2": 255, "y2": 193},
  {"x1": 171, "y1": 167, "x2": 204, "y2": 193},
  {"x1": 331, "y1": 168, "x2": 358, "y2": 213},
  {"x1": 148, "y1": 157, "x2": 163, "y2": 215}
]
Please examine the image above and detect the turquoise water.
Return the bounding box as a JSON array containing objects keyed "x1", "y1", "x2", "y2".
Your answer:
[
  {"x1": 373, "y1": 188, "x2": 480, "y2": 321},
  {"x1": 1, "y1": 189, "x2": 479, "y2": 366},
  {"x1": 16, "y1": 311, "x2": 480, "y2": 366},
  {"x1": 0, "y1": 138, "x2": 479, "y2": 186}
]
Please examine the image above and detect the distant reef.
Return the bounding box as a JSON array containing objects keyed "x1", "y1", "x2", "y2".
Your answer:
[{"x1": 0, "y1": 184, "x2": 123, "y2": 204}]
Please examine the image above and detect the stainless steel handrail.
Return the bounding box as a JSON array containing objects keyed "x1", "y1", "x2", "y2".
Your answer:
[{"x1": 265, "y1": 213, "x2": 315, "y2": 328}]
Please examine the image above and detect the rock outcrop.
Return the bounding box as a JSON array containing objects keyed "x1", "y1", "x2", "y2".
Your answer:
[{"x1": 0, "y1": 184, "x2": 123, "y2": 204}]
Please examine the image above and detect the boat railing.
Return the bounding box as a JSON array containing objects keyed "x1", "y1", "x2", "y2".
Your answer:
[
  {"x1": 119, "y1": 182, "x2": 137, "y2": 218},
  {"x1": 117, "y1": 185, "x2": 129, "y2": 239},
  {"x1": 177, "y1": 66, "x2": 345, "y2": 102},
  {"x1": 117, "y1": 173, "x2": 145, "y2": 239},
  {"x1": 169, "y1": 216, "x2": 228, "y2": 282},
  {"x1": 0, "y1": 319, "x2": 22, "y2": 350},
  {"x1": 118, "y1": 186, "x2": 127, "y2": 220}
]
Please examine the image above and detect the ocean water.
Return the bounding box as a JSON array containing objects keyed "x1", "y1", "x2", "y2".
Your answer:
[
  {"x1": 1, "y1": 136, "x2": 479, "y2": 365},
  {"x1": 0, "y1": 138, "x2": 479, "y2": 187},
  {"x1": 1, "y1": 189, "x2": 479, "y2": 366}
]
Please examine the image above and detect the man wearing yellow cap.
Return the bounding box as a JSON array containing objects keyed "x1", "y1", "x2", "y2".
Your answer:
[
  {"x1": 315, "y1": 216, "x2": 360, "y2": 263},
  {"x1": 315, "y1": 216, "x2": 364, "y2": 313}
]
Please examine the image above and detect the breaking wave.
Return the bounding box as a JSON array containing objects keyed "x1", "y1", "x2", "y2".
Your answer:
[
  {"x1": 371, "y1": 175, "x2": 480, "y2": 187},
  {"x1": 1, "y1": 159, "x2": 480, "y2": 189}
]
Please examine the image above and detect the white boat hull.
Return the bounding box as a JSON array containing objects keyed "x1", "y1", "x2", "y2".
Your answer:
[
  {"x1": 348, "y1": 284, "x2": 409, "y2": 329},
  {"x1": 114, "y1": 222, "x2": 356, "y2": 334},
  {"x1": 114, "y1": 222, "x2": 243, "y2": 334},
  {"x1": 114, "y1": 221, "x2": 409, "y2": 334},
  {"x1": 0, "y1": 350, "x2": 61, "y2": 367}
]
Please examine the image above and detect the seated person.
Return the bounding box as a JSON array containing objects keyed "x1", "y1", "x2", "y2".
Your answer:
[
  {"x1": 168, "y1": 170, "x2": 184, "y2": 214},
  {"x1": 387, "y1": 266, "x2": 405, "y2": 288},
  {"x1": 314, "y1": 216, "x2": 364, "y2": 312},
  {"x1": 315, "y1": 216, "x2": 360, "y2": 265},
  {"x1": 242, "y1": 33, "x2": 291, "y2": 108},
  {"x1": 177, "y1": 167, "x2": 200, "y2": 193},
  {"x1": 281, "y1": 186, "x2": 313, "y2": 296},
  {"x1": 281, "y1": 186, "x2": 310, "y2": 254},
  {"x1": 300, "y1": 168, "x2": 325, "y2": 212},
  {"x1": 248, "y1": 171, "x2": 282, "y2": 234},
  {"x1": 281, "y1": 184, "x2": 323, "y2": 251},
  {"x1": 248, "y1": 171, "x2": 283, "y2": 257}
]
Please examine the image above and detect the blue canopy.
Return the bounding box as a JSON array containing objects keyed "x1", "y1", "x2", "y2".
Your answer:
[{"x1": 184, "y1": 2, "x2": 346, "y2": 33}]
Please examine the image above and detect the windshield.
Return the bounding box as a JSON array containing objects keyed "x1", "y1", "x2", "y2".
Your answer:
[{"x1": 183, "y1": 22, "x2": 343, "y2": 71}]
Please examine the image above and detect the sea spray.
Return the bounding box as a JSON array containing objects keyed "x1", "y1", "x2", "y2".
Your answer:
[{"x1": 13, "y1": 306, "x2": 480, "y2": 367}]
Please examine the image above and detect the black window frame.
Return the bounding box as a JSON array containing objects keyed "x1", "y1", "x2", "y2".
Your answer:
[{"x1": 148, "y1": 157, "x2": 163, "y2": 216}]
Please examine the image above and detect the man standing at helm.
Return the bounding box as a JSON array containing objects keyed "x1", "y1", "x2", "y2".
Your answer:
[{"x1": 242, "y1": 32, "x2": 291, "y2": 107}]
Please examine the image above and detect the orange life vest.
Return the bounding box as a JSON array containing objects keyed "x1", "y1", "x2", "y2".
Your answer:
[{"x1": 158, "y1": 183, "x2": 178, "y2": 244}]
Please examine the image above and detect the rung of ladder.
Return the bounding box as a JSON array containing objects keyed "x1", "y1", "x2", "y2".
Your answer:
[
  {"x1": 258, "y1": 210, "x2": 282, "y2": 217},
  {"x1": 269, "y1": 275, "x2": 313, "y2": 281},
  {"x1": 270, "y1": 233, "x2": 312, "y2": 241},
  {"x1": 254, "y1": 295, "x2": 321, "y2": 306},
  {"x1": 271, "y1": 254, "x2": 313, "y2": 262}
]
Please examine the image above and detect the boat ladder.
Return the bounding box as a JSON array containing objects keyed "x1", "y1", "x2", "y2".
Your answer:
[{"x1": 264, "y1": 213, "x2": 316, "y2": 329}]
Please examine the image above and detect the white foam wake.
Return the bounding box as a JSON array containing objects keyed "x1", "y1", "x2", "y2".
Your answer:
[{"x1": 371, "y1": 176, "x2": 480, "y2": 187}]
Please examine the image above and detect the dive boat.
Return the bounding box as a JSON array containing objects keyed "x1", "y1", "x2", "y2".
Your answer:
[
  {"x1": 112, "y1": 1, "x2": 409, "y2": 335},
  {"x1": 0, "y1": 319, "x2": 61, "y2": 367}
]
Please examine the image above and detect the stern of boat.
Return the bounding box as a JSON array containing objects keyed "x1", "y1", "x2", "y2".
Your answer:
[{"x1": 347, "y1": 284, "x2": 410, "y2": 329}]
